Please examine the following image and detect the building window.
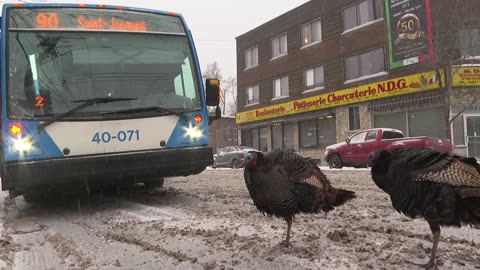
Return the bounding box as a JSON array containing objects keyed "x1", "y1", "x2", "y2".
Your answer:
[
  {"x1": 304, "y1": 66, "x2": 324, "y2": 91},
  {"x1": 458, "y1": 29, "x2": 480, "y2": 58},
  {"x1": 242, "y1": 129, "x2": 252, "y2": 146},
  {"x1": 345, "y1": 48, "x2": 385, "y2": 81},
  {"x1": 299, "y1": 118, "x2": 336, "y2": 149},
  {"x1": 271, "y1": 33, "x2": 288, "y2": 59},
  {"x1": 245, "y1": 46, "x2": 258, "y2": 69},
  {"x1": 246, "y1": 84, "x2": 259, "y2": 105},
  {"x1": 302, "y1": 19, "x2": 322, "y2": 46},
  {"x1": 272, "y1": 124, "x2": 283, "y2": 150},
  {"x1": 273, "y1": 76, "x2": 289, "y2": 99},
  {"x1": 271, "y1": 123, "x2": 296, "y2": 150},
  {"x1": 318, "y1": 118, "x2": 336, "y2": 147},
  {"x1": 349, "y1": 106, "x2": 360, "y2": 130},
  {"x1": 283, "y1": 123, "x2": 295, "y2": 150},
  {"x1": 259, "y1": 127, "x2": 268, "y2": 152},
  {"x1": 226, "y1": 128, "x2": 238, "y2": 141},
  {"x1": 251, "y1": 128, "x2": 259, "y2": 150},
  {"x1": 226, "y1": 129, "x2": 232, "y2": 141},
  {"x1": 233, "y1": 129, "x2": 238, "y2": 141},
  {"x1": 343, "y1": 0, "x2": 383, "y2": 32},
  {"x1": 299, "y1": 120, "x2": 317, "y2": 148}
]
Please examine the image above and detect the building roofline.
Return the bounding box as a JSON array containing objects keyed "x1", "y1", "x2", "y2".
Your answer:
[{"x1": 235, "y1": 0, "x2": 311, "y2": 40}]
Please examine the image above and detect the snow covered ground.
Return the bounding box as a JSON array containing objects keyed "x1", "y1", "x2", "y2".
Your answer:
[{"x1": 0, "y1": 168, "x2": 478, "y2": 269}]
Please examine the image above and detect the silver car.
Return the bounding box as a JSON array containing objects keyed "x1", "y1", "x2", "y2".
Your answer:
[{"x1": 212, "y1": 146, "x2": 258, "y2": 168}]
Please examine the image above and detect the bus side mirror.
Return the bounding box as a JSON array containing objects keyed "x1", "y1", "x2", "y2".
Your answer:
[
  {"x1": 206, "y1": 78, "x2": 220, "y2": 106},
  {"x1": 206, "y1": 78, "x2": 221, "y2": 125}
]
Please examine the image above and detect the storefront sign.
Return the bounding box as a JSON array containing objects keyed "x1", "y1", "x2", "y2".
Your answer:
[
  {"x1": 236, "y1": 71, "x2": 444, "y2": 124},
  {"x1": 452, "y1": 67, "x2": 480, "y2": 87},
  {"x1": 385, "y1": 0, "x2": 434, "y2": 69}
]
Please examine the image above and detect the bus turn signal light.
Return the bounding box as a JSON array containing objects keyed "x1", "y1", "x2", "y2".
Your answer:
[
  {"x1": 10, "y1": 124, "x2": 22, "y2": 136},
  {"x1": 194, "y1": 115, "x2": 202, "y2": 123}
]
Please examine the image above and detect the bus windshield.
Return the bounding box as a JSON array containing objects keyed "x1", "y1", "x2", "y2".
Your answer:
[{"x1": 7, "y1": 14, "x2": 202, "y2": 119}]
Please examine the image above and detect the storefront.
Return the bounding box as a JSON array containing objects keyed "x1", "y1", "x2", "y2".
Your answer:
[
  {"x1": 449, "y1": 66, "x2": 480, "y2": 158},
  {"x1": 236, "y1": 70, "x2": 445, "y2": 161}
]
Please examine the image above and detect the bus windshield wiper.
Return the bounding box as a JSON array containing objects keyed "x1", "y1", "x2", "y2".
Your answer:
[
  {"x1": 100, "y1": 106, "x2": 191, "y2": 122},
  {"x1": 36, "y1": 97, "x2": 138, "y2": 133}
]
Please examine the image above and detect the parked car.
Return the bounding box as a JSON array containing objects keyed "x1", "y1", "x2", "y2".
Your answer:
[
  {"x1": 325, "y1": 128, "x2": 452, "y2": 169},
  {"x1": 213, "y1": 146, "x2": 258, "y2": 168}
]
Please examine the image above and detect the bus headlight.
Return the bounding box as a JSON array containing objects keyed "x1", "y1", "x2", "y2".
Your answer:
[
  {"x1": 13, "y1": 137, "x2": 33, "y2": 152},
  {"x1": 186, "y1": 126, "x2": 203, "y2": 139}
]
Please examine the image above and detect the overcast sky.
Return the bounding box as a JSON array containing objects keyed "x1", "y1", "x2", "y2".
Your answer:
[{"x1": 2, "y1": 0, "x2": 310, "y2": 79}]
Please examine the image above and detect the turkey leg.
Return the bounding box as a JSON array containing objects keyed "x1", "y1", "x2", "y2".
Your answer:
[
  {"x1": 281, "y1": 217, "x2": 293, "y2": 247},
  {"x1": 414, "y1": 222, "x2": 440, "y2": 270}
]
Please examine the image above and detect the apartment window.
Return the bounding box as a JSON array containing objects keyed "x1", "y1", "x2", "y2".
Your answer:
[
  {"x1": 246, "y1": 84, "x2": 259, "y2": 105},
  {"x1": 226, "y1": 128, "x2": 238, "y2": 141},
  {"x1": 245, "y1": 46, "x2": 258, "y2": 69},
  {"x1": 349, "y1": 106, "x2": 360, "y2": 130},
  {"x1": 273, "y1": 76, "x2": 289, "y2": 98},
  {"x1": 343, "y1": 0, "x2": 383, "y2": 32},
  {"x1": 458, "y1": 29, "x2": 480, "y2": 57},
  {"x1": 302, "y1": 19, "x2": 322, "y2": 46},
  {"x1": 271, "y1": 33, "x2": 287, "y2": 59},
  {"x1": 304, "y1": 66, "x2": 324, "y2": 91},
  {"x1": 345, "y1": 48, "x2": 385, "y2": 81}
]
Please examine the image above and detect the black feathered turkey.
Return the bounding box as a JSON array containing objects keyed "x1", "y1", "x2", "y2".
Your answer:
[
  {"x1": 243, "y1": 149, "x2": 356, "y2": 246},
  {"x1": 371, "y1": 147, "x2": 480, "y2": 269}
]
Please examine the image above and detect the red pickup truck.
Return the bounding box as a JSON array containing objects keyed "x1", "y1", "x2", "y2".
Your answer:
[{"x1": 325, "y1": 128, "x2": 452, "y2": 169}]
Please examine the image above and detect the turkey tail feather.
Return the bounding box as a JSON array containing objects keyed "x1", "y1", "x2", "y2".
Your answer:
[{"x1": 455, "y1": 187, "x2": 480, "y2": 224}]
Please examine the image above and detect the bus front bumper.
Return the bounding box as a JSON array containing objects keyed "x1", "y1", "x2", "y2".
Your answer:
[{"x1": 2, "y1": 146, "x2": 213, "y2": 192}]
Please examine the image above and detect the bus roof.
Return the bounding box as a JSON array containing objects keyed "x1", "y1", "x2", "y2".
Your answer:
[{"x1": 2, "y1": 3, "x2": 184, "y2": 19}]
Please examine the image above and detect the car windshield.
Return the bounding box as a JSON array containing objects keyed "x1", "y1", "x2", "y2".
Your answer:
[{"x1": 7, "y1": 30, "x2": 201, "y2": 119}]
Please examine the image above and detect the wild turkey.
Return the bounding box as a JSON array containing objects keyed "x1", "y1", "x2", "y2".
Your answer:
[
  {"x1": 243, "y1": 149, "x2": 356, "y2": 246},
  {"x1": 370, "y1": 147, "x2": 480, "y2": 269}
]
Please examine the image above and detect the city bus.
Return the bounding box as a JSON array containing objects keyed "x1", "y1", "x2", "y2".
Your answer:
[{"x1": 0, "y1": 3, "x2": 220, "y2": 199}]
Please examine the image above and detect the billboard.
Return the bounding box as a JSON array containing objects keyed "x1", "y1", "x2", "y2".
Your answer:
[
  {"x1": 385, "y1": 0, "x2": 434, "y2": 69},
  {"x1": 452, "y1": 66, "x2": 480, "y2": 87}
]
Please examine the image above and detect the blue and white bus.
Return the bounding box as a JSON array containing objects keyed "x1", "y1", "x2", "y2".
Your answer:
[{"x1": 0, "y1": 3, "x2": 220, "y2": 198}]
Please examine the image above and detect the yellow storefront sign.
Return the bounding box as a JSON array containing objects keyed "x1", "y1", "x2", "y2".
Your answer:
[
  {"x1": 236, "y1": 70, "x2": 444, "y2": 124},
  {"x1": 452, "y1": 66, "x2": 480, "y2": 87}
]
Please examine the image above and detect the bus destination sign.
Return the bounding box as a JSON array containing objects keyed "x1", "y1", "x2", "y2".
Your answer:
[
  {"x1": 36, "y1": 12, "x2": 148, "y2": 31},
  {"x1": 8, "y1": 7, "x2": 185, "y2": 34}
]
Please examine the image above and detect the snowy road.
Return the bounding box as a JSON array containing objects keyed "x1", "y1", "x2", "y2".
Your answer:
[{"x1": 0, "y1": 168, "x2": 479, "y2": 269}]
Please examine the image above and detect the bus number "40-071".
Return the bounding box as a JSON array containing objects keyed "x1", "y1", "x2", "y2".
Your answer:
[{"x1": 91, "y1": 130, "x2": 140, "y2": 144}]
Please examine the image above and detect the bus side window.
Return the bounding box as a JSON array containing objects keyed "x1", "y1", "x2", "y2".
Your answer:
[{"x1": 174, "y1": 57, "x2": 196, "y2": 99}]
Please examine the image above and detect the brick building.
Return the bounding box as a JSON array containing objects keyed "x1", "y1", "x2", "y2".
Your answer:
[
  {"x1": 208, "y1": 117, "x2": 238, "y2": 154},
  {"x1": 235, "y1": 0, "x2": 480, "y2": 162}
]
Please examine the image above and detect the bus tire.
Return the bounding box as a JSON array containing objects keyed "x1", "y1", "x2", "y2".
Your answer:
[
  {"x1": 23, "y1": 191, "x2": 43, "y2": 203},
  {"x1": 144, "y1": 178, "x2": 164, "y2": 189}
]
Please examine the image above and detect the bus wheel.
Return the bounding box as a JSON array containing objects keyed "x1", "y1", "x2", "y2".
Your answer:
[
  {"x1": 144, "y1": 178, "x2": 164, "y2": 189},
  {"x1": 8, "y1": 189, "x2": 18, "y2": 199},
  {"x1": 23, "y1": 191, "x2": 43, "y2": 203}
]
